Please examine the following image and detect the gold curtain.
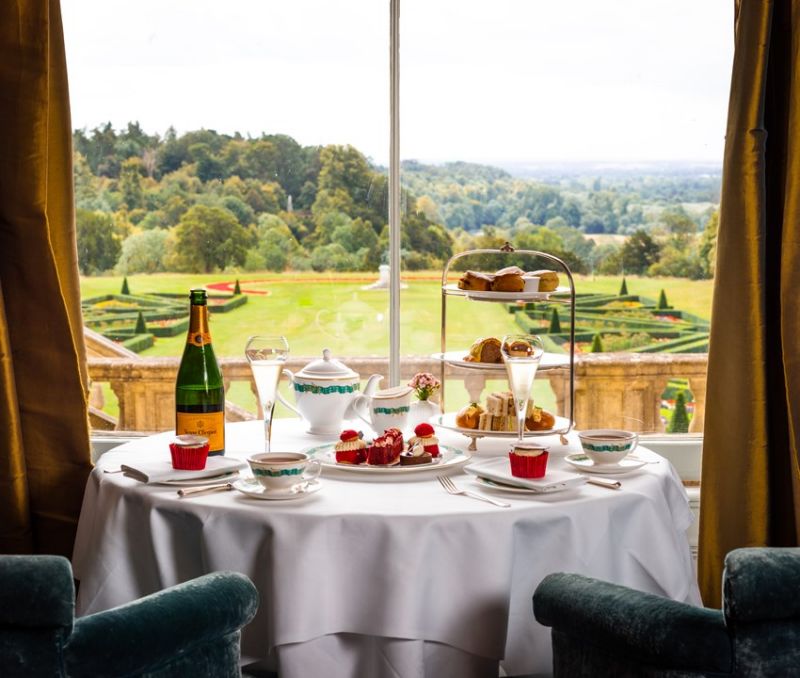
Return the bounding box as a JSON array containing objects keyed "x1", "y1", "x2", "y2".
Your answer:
[
  {"x1": 0, "y1": 0, "x2": 93, "y2": 557},
  {"x1": 699, "y1": 0, "x2": 800, "y2": 605}
]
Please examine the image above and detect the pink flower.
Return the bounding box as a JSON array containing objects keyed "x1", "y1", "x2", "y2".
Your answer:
[{"x1": 409, "y1": 372, "x2": 441, "y2": 401}]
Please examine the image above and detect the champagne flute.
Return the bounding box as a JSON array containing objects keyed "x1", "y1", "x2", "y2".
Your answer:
[
  {"x1": 501, "y1": 334, "x2": 545, "y2": 444},
  {"x1": 245, "y1": 335, "x2": 289, "y2": 452}
]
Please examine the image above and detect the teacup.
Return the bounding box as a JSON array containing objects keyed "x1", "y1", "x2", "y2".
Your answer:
[
  {"x1": 352, "y1": 385, "x2": 413, "y2": 434},
  {"x1": 577, "y1": 429, "x2": 638, "y2": 465},
  {"x1": 248, "y1": 452, "x2": 321, "y2": 492}
]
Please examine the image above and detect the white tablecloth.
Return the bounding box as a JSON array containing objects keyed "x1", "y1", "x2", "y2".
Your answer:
[{"x1": 73, "y1": 420, "x2": 700, "y2": 677}]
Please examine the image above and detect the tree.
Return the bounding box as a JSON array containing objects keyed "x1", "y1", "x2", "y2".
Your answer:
[
  {"x1": 134, "y1": 311, "x2": 147, "y2": 335},
  {"x1": 549, "y1": 308, "x2": 562, "y2": 334},
  {"x1": 76, "y1": 209, "x2": 121, "y2": 274},
  {"x1": 621, "y1": 230, "x2": 661, "y2": 274},
  {"x1": 657, "y1": 289, "x2": 670, "y2": 310},
  {"x1": 117, "y1": 230, "x2": 170, "y2": 274},
  {"x1": 170, "y1": 205, "x2": 251, "y2": 272},
  {"x1": 699, "y1": 209, "x2": 719, "y2": 278},
  {"x1": 121, "y1": 276, "x2": 130, "y2": 295},
  {"x1": 619, "y1": 277, "x2": 628, "y2": 295},
  {"x1": 590, "y1": 333, "x2": 604, "y2": 353},
  {"x1": 119, "y1": 157, "x2": 144, "y2": 210},
  {"x1": 668, "y1": 391, "x2": 690, "y2": 433}
]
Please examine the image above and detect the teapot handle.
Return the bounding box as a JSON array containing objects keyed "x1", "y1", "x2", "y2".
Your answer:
[{"x1": 276, "y1": 369, "x2": 302, "y2": 418}]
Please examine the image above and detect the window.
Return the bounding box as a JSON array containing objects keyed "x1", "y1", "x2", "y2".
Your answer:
[{"x1": 64, "y1": 0, "x2": 732, "y2": 436}]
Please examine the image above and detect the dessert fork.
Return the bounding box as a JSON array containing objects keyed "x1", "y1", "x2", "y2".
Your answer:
[{"x1": 437, "y1": 475, "x2": 510, "y2": 508}]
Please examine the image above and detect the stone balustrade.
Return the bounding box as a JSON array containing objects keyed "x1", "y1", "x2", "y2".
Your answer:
[{"x1": 87, "y1": 353, "x2": 707, "y2": 434}]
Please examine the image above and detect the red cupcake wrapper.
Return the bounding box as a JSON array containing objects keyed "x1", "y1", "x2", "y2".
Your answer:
[
  {"x1": 509, "y1": 450, "x2": 548, "y2": 478},
  {"x1": 169, "y1": 442, "x2": 210, "y2": 470}
]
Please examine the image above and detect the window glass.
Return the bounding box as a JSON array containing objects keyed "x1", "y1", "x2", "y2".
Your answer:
[
  {"x1": 64, "y1": 0, "x2": 389, "y2": 429},
  {"x1": 401, "y1": 0, "x2": 732, "y2": 434}
]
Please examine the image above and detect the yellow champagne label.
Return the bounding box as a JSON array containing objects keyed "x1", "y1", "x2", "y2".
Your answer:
[{"x1": 176, "y1": 412, "x2": 224, "y2": 451}]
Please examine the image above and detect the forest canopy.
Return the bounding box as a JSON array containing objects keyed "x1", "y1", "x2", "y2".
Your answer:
[{"x1": 74, "y1": 123, "x2": 720, "y2": 279}]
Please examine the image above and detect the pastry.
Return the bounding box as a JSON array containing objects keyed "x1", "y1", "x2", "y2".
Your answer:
[
  {"x1": 407, "y1": 423, "x2": 440, "y2": 457},
  {"x1": 491, "y1": 272, "x2": 525, "y2": 293},
  {"x1": 495, "y1": 265, "x2": 525, "y2": 276},
  {"x1": 529, "y1": 270, "x2": 559, "y2": 292},
  {"x1": 456, "y1": 402, "x2": 483, "y2": 429},
  {"x1": 509, "y1": 444, "x2": 549, "y2": 478},
  {"x1": 526, "y1": 406, "x2": 556, "y2": 431},
  {"x1": 464, "y1": 337, "x2": 502, "y2": 364},
  {"x1": 457, "y1": 271, "x2": 494, "y2": 291},
  {"x1": 335, "y1": 429, "x2": 367, "y2": 465},
  {"x1": 400, "y1": 450, "x2": 433, "y2": 465},
  {"x1": 504, "y1": 338, "x2": 534, "y2": 358},
  {"x1": 367, "y1": 428, "x2": 403, "y2": 465}
]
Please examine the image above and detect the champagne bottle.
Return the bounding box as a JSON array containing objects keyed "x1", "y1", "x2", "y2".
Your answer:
[{"x1": 175, "y1": 289, "x2": 225, "y2": 455}]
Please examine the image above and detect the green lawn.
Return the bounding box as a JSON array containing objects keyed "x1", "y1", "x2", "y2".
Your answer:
[{"x1": 80, "y1": 272, "x2": 713, "y2": 359}]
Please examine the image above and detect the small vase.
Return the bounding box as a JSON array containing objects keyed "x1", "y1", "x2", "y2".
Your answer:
[{"x1": 408, "y1": 399, "x2": 439, "y2": 430}]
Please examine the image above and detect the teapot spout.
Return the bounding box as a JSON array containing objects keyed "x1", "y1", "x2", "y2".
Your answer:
[{"x1": 362, "y1": 374, "x2": 384, "y2": 397}]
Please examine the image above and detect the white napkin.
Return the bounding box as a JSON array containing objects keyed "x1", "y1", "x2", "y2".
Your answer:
[
  {"x1": 121, "y1": 456, "x2": 247, "y2": 484},
  {"x1": 464, "y1": 457, "x2": 586, "y2": 493}
]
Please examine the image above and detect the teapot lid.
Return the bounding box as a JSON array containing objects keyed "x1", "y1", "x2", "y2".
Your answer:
[{"x1": 297, "y1": 349, "x2": 359, "y2": 380}]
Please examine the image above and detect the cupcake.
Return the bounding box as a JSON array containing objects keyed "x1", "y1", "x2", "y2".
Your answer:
[
  {"x1": 407, "y1": 423, "x2": 440, "y2": 458},
  {"x1": 335, "y1": 430, "x2": 367, "y2": 465},
  {"x1": 509, "y1": 443, "x2": 549, "y2": 478},
  {"x1": 169, "y1": 434, "x2": 210, "y2": 470}
]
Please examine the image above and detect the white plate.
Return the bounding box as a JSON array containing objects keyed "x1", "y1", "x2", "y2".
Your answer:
[
  {"x1": 436, "y1": 412, "x2": 571, "y2": 439},
  {"x1": 443, "y1": 283, "x2": 568, "y2": 302},
  {"x1": 233, "y1": 478, "x2": 322, "y2": 500},
  {"x1": 564, "y1": 453, "x2": 647, "y2": 475},
  {"x1": 155, "y1": 471, "x2": 241, "y2": 487},
  {"x1": 464, "y1": 457, "x2": 587, "y2": 493},
  {"x1": 431, "y1": 350, "x2": 570, "y2": 372},
  {"x1": 303, "y1": 443, "x2": 471, "y2": 476}
]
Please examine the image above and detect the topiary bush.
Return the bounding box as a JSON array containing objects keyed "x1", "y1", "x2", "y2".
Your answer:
[
  {"x1": 121, "y1": 276, "x2": 130, "y2": 295},
  {"x1": 668, "y1": 390, "x2": 690, "y2": 433},
  {"x1": 619, "y1": 277, "x2": 628, "y2": 295},
  {"x1": 590, "y1": 333, "x2": 604, "y2": 353},
  {"x1": 549, "y1": 307, "x2": 562, "y2": 334}
]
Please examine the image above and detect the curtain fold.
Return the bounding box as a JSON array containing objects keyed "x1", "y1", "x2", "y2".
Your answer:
[
  {"x1": 699, "y1": 0, "x2": 800, "y2": 606},
  {"x1": 0, "y1": 0, "x2": 93, "y2": 557}
]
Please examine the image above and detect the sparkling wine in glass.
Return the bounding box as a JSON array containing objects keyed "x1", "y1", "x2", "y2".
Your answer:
[
  {"x1": 245, "y1": 335, "x2": 289, "y2": 452},
  {"x1": 501, "y1": 334, "x2": 545, "y2": 444}
]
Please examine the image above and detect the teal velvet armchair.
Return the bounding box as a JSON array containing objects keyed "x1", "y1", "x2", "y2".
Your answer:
[
  {"x1": 533, "y1": 547, "x2": 800, "y2": 677},
  {"x1": 0, "y1": 555, "x2": 259, "y2": 677}
]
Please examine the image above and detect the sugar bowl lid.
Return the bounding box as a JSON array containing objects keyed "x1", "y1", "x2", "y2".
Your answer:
[{"x1": 297, "y1": 349, "x2": 359, "y2": 380}]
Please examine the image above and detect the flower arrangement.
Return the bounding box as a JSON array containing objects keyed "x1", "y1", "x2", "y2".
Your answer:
[{"x1": 408, "y1": 372, "x2": 441, "y2": 401}]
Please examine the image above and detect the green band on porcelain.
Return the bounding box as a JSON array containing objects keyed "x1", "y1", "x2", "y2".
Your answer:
[
  {"x1": 582, "y1": 442, "x2": 633, "y2": 452},
  {"x1": 373, "y1": 406, "x2": 410, "y2": 415},
  {"x1": 252, "y1": 467, "x2": 303, "y2": 478},
  {"x1": 293, "y1": 382, "x2": 360, "y2": 394}
]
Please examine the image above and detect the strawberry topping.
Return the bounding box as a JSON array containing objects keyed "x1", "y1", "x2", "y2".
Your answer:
[
  {"x1": 414, "y1": 423, "x2": 435, "y2": 438},
  {"x1": 339, "y1": 429, "x2": 360, "y2": 442}
]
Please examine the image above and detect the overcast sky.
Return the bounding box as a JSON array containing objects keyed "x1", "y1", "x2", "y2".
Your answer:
[{"x1": 62, "y1": 0, "x2": 733, "y2": 166}]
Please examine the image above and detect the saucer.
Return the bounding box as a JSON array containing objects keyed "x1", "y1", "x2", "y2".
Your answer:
[
  {"x1": 564, "y1": 454, "x2": 646, "y2": 475},
  {"x1": 233, "y1": 479, "x2": 322, "y2": 500}
]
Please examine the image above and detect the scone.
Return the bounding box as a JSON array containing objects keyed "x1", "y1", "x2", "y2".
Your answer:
[
  {"x1": 526, "y1": 407, "x2": 556, "y2": 431},
  {"x1": 495, "y1": 265, "x2": 525, "y2": 276},
  {"x1": 529, "y1": 270, "x2": 559, "y2": 292},
  {"x1": 456, "y1": 402, "x2": 483, "y2": 429},
  {"x1": 491, "y1": 272, "x2": 525, "y2": 292},
  {"x1": 464, "y1": 337, "x2": 502, "y2": 363},
  {"x1": 457, "y1": 271, "x2": 494, "y2": 291}
]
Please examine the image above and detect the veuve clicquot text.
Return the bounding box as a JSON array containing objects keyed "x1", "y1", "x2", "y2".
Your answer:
[{"x1": 175, "y1": 289, "x2": 225, "y2": 455}]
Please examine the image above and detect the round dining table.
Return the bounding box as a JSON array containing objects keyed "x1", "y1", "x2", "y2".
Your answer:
[{"x1": 72, "y1": 419, "x2": 701, "y2": 678}]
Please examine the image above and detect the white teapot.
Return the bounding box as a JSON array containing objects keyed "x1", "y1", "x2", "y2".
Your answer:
[{"x1": 278, "y1": 349, "x2": 383, "y2": 435}]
